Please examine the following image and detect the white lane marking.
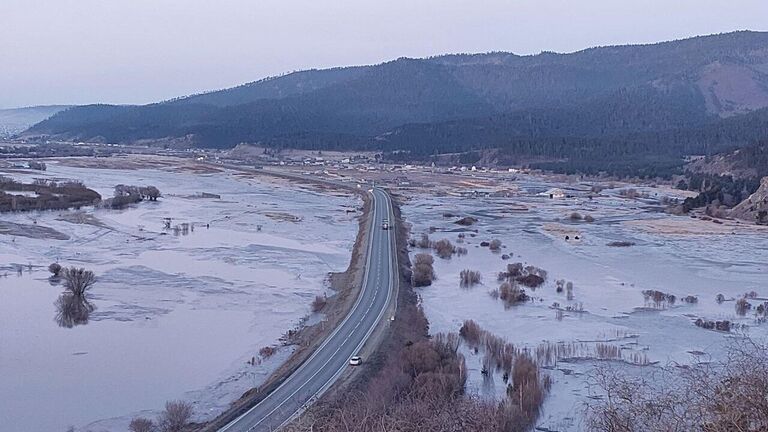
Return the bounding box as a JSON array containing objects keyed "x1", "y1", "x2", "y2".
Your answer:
[{"x1": 220, "y1": 189, "x2": 379, "y2": 432}]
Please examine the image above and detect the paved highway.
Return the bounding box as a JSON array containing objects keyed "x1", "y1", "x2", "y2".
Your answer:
[{"x1": 219, "y1": 187, "x2": 396, "y2": 432}]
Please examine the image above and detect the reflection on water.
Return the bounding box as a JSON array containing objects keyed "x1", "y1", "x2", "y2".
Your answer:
[{"x1": 54, "y1": 293, "x2": 95, "y2": 328}]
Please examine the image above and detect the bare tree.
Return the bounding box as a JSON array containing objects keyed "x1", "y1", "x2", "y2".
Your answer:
[
  {"x1": 585, "y1": 340, "x2": 768, "y2": 432},
  {"x1": 129, "y1": 417, "x2": 155, "y2": 432},
  {"x1": 157, "y1": 400, "x2": 193, "y2": 432},
  {"x1": 62, "y1": 267, "x2": 96, "y2": 296}
]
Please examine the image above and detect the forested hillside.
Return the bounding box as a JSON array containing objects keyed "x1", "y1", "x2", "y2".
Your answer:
[{"x1": 24, "y1": 31, "x2": 768, "y2": 176}]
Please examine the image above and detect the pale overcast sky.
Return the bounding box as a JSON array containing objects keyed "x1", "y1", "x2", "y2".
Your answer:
[{"x1": 2, "y1": 0, "x2": 767, "y2": 108}]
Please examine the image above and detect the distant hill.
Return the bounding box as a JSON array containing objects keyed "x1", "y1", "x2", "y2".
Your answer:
[
  {"x1": 1, "y1": 105, "x2": 71, "y2": 138},
  {"x1": 24, "y1": 31, "x2": 768, "y2": 176}
]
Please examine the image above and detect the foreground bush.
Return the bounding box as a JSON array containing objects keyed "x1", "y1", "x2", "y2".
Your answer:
[
  {"x1": 157, "y1": 400, "x2": 193, "y2": 432},
  {"x1": 585, "y1": 340, "x2": 768, "y2": 431},
  {"x1": 129, "y1": 417, "x2": 154, "y2": 432}
]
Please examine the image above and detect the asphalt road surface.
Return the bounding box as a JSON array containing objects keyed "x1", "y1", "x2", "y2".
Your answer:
[{"x1": 219, "y1": 187, "x2": 396, "y2": 432}]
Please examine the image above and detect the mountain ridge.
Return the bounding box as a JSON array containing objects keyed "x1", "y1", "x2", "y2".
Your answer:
[{"x1": 23, "y1": 31, "x2": 768, "y2": 176}]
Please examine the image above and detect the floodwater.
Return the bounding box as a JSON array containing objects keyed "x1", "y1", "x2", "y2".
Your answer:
[
  {"x1": 0, "y1": 160, "x2": 359, "y2": 432},
  {"x1": 402, "y1": 173, "x2": 768, "y2": 431}
]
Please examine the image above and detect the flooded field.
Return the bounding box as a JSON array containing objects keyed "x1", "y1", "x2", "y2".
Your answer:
[
  {"x1": 0, "y1": 159, "x2": 359, "y2": 431},
  {"x1": 400, "y1": 173, "x2": 768, "y2": 431}
]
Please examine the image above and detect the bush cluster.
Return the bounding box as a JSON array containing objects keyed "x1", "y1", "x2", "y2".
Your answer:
[{"x1": 412, "y1": 253, "x2": 436, "y2": 287}]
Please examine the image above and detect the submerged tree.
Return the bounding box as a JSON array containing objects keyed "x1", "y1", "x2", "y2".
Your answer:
[
  {"x1": 140, "y1": 186, "x2": 161, "y2": 201},
  {"x1": 62, "y1": 267, "x2": 96, "y2": 296},
  {"x1": 54, "y1": 267, "x2": 97, "y2": 328},
  {"x1": 48, "y1": 262, "x2": 62, "y2": 277}
]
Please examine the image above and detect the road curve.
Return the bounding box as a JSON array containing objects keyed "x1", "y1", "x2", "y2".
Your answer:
[{"x1": 219, "y1": 187, "x2": 396, "y2": 432}]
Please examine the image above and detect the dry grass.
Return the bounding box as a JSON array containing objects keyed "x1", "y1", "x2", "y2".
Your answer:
[
  {"x1": 460, "y1": 269, "x2": 482, "y2": 287},
  {"x1": 535, "y1": 341, "x2": 649, "y2": 367},
  {"x1": 456, "y1": 321, "x2": 549, "y2": 429},
  {"x1": 506, "y1": 355, "x2": 549, "y2": 426}
]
